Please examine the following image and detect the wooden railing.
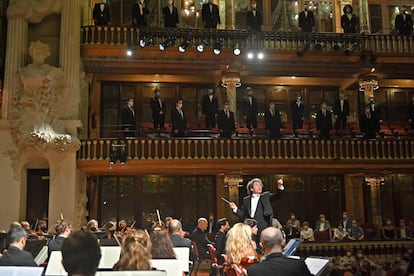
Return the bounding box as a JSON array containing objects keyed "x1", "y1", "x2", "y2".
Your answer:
[
  {"x1": 80, "y1": 26, "x2": 414, "y2": 54},
  {"x1": 77, "y1": 138, "x2": 414, "y2": 161}
]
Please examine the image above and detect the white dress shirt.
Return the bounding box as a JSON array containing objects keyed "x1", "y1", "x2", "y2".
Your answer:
[{"x1": 250, "y1": 194, "x2": 260, "y2": 218}]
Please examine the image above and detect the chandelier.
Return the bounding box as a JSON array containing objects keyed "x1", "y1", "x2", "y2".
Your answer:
[
  {"x1": 221, "y1": 72, "x2": 241, "y2": 88},
  {"x1": 359, "y1": 76, "x2": 379, "y2": 92}
]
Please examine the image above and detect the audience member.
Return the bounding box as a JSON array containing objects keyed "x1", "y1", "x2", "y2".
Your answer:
[
  {"x1": 113, "y1": 229, "x2": 152, "y2": 270},
  {"x1": 150, "y1": 229, "x2": 175, "y2": 259},
  {"x1": 132, "y1": 0, "x2": 149, "y2": 28},
  {"x1": 121, "y1": 97, "x2": 136, "y2": 138},
  {"x1": 61, "y1": 230, "x2": 101, "y2": 276},
  {"x1": 291, "y1": 94, "x2": 305, "y2": 130},
  {"x1": 171, "y1": 99, "x2": 187, "y2": 137},
  {"x1": 368, "y1": 94, "x2": 382, "y2": 125},
  {"x1": 283, "y1": 219, "x2": 300, "y2": 242},
  {"x1": 298, "y1": 4, "x2": 315, "y2": 32},
  {"x1": 355, "y1": 249, "x2": 377, "y2": 268},
  {"x1": 359, "y1": 104, "x2": 378, "y2": 139},
  {"x1": 215, "y1": 218, "x2": 230, "y2": 263},
  {"x1": 300, "y1": 221, "x2": 314, "y2": 241},
  {"x1": 162, "y1": 0, "x2": 179, "y2": 28},
  {"x1": 217, "y1": 101, "x2": 235, "y2": 138},
  {"x1": 247, "y1": 227, "x2": 312, "y2": 276},
  {"x1": 264, "y1": 101, "x2": 282, "y2": 138},
  {"x1": 150, "y1": 89, "x2": 166, "y2": 130},
  {"x1": 201, "y1": 0, "x2": 220, "y2": 29},
  {"x1": 93, "y1": 0, "x2": 111, "y2": 26},
  {"x1": 348, "y1": 220, "x2": 364, "y2": 240},
  {"x1": 339, "y1": 211, "x2": 352, "y2": 233},
  {"x1": 0, "y1": 226, "x2": 36, "y2": 266},
  {"x1": 315, "y1": 101, "x2": 332, "y2": 139},
  {"x1": 339, "y1": 249, "x2": 355, "y2": 270},
  {"x1": 201, "y1": 88, "x2": 219, "y2": 129},
  {"x1": 226, "y1": 223, "x2": 256, "y2": 266},
  {"x1": 315, "y1": 214, "x2": 331, "y2": 232},
  {"x1": 288, "y1": 212, "x2": 301, "y2": 229},
  {"x1": 242, "y1": 87, "x2": 258, "y2": 129},
  {"x1": 190, "y1": 217, "x2": 211, "y2": 259},
  {"x1": 395, "y1": 5, "x2": 413, "y2": 35},
  {"x1": 408, "y1": 95, "x2": 414, "y2": 130},
  {"x1": 396, "y1": 219, "x2": 412, "y2": 239},
  {"x1": 246, "y1": 1, "x2": 263, "y2": 32},
  {"x1": 381, "y1": 218, "x2": 396, "y2": 240},
  {"x1": 48, "y1": 219, "x2": 72, "y2": 258},
  {"x1": 341, "y1": 5, "x2": 357, "y2": 33},
  {"x1": 334, "y1": 92, "x2": 350, "y2": 131},
  {"x1": 333, "y1": 223, "x2": 348, "y2": 241},
  {"x1": 86, "y1": 219, "x2": 99, "y2": 233}
]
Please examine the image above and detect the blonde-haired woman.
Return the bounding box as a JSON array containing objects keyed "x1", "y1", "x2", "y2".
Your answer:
[
  {"x1": 226, "y1": 223, "x2": 256, "y2": 267},
  {"x1": 113, "y1": 229, "x2": 152, "y2": 271}
]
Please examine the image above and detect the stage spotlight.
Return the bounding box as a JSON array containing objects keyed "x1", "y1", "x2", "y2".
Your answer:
[
  {"x1": 297, "y1": 41, "x2": 312, "y2": 57},
  {"x1": 257, "y1": 52, "x2": 264, "y2": 59},
  {"x1": 247, "y1": 52, "x2": 254, "y2": 59},
  {"x1": 213, "y1": 39, "x2": 223, "y2": 55},
  {"x1": 314, "y1": 42, "x2": 325, "y2": 50},
  {"x1": 333, "y1": 43, "x2": 343, "y2": 51},
  {"x1": 126, "y1": 45, "x2": 134, "y2": 56},
  {"x1": 139, "y1": 36, "x2": 155, "y2": 47},
  {"x1": 159, "y1": 37, "x2": 176, "y2": 51},
  {"x1": 344, "y1": 42, "x2": 359, "y2": 56},
  {"x1": 233, "y1": 45, "x2": 241, "y2": 56},
  {"x1": 197, "y1": 39, "x2": 209, "y2": 52},
  {"x1": 178, "y1": 38, "x2": 191, "y2": 53}
]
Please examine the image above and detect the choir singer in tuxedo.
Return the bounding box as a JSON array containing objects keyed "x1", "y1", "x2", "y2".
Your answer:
[{"x1": 229, "y1": 177, "x2": 284, "y2": 236}]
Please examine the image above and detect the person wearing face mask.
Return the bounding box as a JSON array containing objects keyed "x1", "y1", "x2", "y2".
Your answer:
[
  {"x1": 217, "y1": 101, "x2": 235, "y2": 138},
  {"x1": 396, "y1": 219, "x2": 412, "y2": 239},
  {"x1": 339, "y1": 249, "x2": 356, "y2": 270},
  {"x1": 333, "y1": 92, "x2": 350, "y2": 131},
  {"x1": 283, "y1": 219, "x2": 300, "y2": 242},
  {"x1": 150, "y1": 89, "x2": 166, "y2": 130},
  {"x1": 288, "y1": 212, "x2": 301, "y2": 229},
  {"x1": 359, "y1": 103, "x2": 378, "y2": 139},
  {"x1": 171, "y1": 99, "x2": 187, "y2": 137},
  {"x1": 341, "y1": 4, "x2": 357, "y2": 33},
  {"x1": 86, "y1": 219, "x2": 100, "y2": 233},
  {"x1": 264, "y1": 101, "x2": 282, "y2": 138},
  {"x1": 201, "y1": 0, "x2": 220, "y2": 29},
  {"x1": 355, "y1": 249, "x2": 376, "y2": 268},
  {"x1": 246, "y1": 1, "x2": 263, "y2": 32},
  {"x1": 315, "y1": 214, "x2": 331, "y2": 232},
  {"x1": 201, "y1": 88, "x2": 219, "y2": 129},
  {"x1": 408, "y1": 95, "x2": 414, "y2": 130},
  {"x1": 291, "y1": 94, "x2": 305, "y2": 130},
  {"x1": 298, "y1": 4, "x2": 315, "y2": 32},
  {"x1": 300, "y1": 221, "x2": 314, "y2": 241},
  {"x1": 242, "y1": 87, "x2": 258, "y2": 130},
  {"x1": 162, "y1": 0, "x2": 179, "y2": 28},
  {"x1": 381, "y1": 218, "x2": 396, "y2": 240},
  {"x1": 316, "y1": 101, "x2": 332, "y2": 139},
  {"x1": 395, "y1": 6, "x2": 413, "y2": 35},
  {"x1": 339, "y1": 211, "x2": 352, "y2": 233},
  {"x1": 121, "y1": 97, "x2": 136, "y2": 138},
  {"x1": 348, "y1": 220, "x2": 364, "y2": 240},
  {"x1": 93, "y1": 0, "x2": 111, "y2": 26},
  {"x1": 132, "y1": 0, "x2": 149, "y2": 28},
  {"x1": 36, "y1": 219, "x2": 48, "y2": 235}
]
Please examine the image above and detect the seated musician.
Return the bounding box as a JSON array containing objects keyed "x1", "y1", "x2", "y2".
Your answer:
[
  {"x1": 48, "y1": 219, "x2": 72, "y2": 258},
  {"x1": 36, "y1": 219, "x2": 48, "y2": 235},
  {"x1": 150, "y1": 229, "x2": 176, "y2": 259},
  {"x1": 117, "y1": 219, "x2": 127, "y2": 233},
  {"x1": 168, "y1": 219, "x2": 195, "y2": 262},
  {"x1": 20, "y1": 221, "x2": 32, "y2": 234},
  {"x1": 86, "y1": 219, "x2": 100, "y2": 233},
  {"x1": 225, "y1": 223, "x2": 256, "y2": 271},
  {"x1": 100, "y1": 221, "x2": 119, "y2": 246},
  {"x1": 0, "y1": 225, "x2": 37, "y2": 266}
]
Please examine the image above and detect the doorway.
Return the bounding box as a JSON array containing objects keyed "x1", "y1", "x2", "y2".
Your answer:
[{"x1": 26, "y1": 169, "x2": 50, "y2": 228}]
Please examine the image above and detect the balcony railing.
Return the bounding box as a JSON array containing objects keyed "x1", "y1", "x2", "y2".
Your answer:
[
  {"x1": 81, "y1": 26, "x2": 414, "y2": 54},
  {"x1": 77, "y1": 138, "x2": 414, "y2": 161}
]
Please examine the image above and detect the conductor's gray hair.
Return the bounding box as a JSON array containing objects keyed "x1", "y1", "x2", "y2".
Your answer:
[{"x1": 246, "y1": 178, "x2": 263, "y2": 194}]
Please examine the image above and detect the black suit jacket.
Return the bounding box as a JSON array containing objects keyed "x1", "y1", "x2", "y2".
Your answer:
[
  {"x1": 201, "y1": 94, "x2": 219, "y2": 116},
  {"x1": 298, "y1": 10, "x2": 315, "y2": 32},
  {"x1": 150, "y1": 97, "x2": 166, "y2": 119},
  {"x1": 201, "y1": 3, "x2": 220, "y2": 28},
  {"x1": 48, "y1": 236, "x2": 66, "y2": 259},
  {"x1": 93, "y1": 3, "x2": 111, "y2": 26},
  {"x1": 132, "y1": 3, "x2": 149, "y2": 27},
  {"x1": 121, "y1": 105, "x2": 136, "y2": 130},
  {"x1": 369, "y1": 102, "x2": 381, "y2": 121},
  {"x1": 264, "y1": 109, "x2": 282, "y2": 132},
  {"x1": 341, "y1": 14, "x2": 357, "y2": 33},
  {"x1": 333, "y1": 99, "x2": 350, "y2": 117},
  {"x1": 235, "y1": 191, "x2": 283, "y2": 233},
  {"x1": 170, "y1": 234, "x2": 196, "y2": 261},
  {"x1": 408, "y1": 102, "x2": 414, "y2": 122},
  {"x1": 316, "y1": 110, "x2": 332, "y2": 132},
  {"x1": 359, "y1": 112, "x2": 378, "y2": 135},
  {"x1": 246, "y1": 10, "x2": 263, "y2": 31},
  {"x1": 190, "y1": 227, "x2": 211, "y2": 259},
  {"x1": 247, "y1": 252, "x2": 312, "y2": 276},
  {"x1": 217, "y1": 110, "x2": 235, "y2": 133},
  {"x1": 243, "y1": 96, "x2": 258, "y2": 117},
  {"x1": 395, "y1": 13, "x2": 413, "y2": 35},
  {"x1": 214, "y1": 231, "x2": 226, "y2": 260},
  {"x1": 291, "y1": 101, "x2": 305, "y2": 121},
  {"x1": 162, "y1": 6, "x2": 179, "y2": 27},
  {"x1": 0, "y1": 246, "x2": 37, "y2": 266},
  {"x1": 171, "y1": 108, "x2": 187, "y2": 132}
]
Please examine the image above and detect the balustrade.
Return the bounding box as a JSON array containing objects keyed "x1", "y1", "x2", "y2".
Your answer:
[{"x1": 77, "y1": 138, "x2": 414, "y2": 161}]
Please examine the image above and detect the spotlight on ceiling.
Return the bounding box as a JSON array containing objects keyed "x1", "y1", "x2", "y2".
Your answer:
[
  {"x1": 314, "y1": 42, "x2": 326, "y2": 50},
  {"x1": 197, "y1": 39, "x2": 209, "y2": 52},
  {"x1": 178, "y1": 38, "x2": 191, "y2": 53},
  {"x1": 333, "y1": 42, "x2": 343, "y2": 52},
  {"x1": 297, "y1": 41, "x2": 312, "y2": 57},
  {"x1": 233, "y1": 44, "x2": 241, "y2": 56},
  {"x1": 213, "y1": 39, "x2": 223, "y2": 55},
  {"x1": 344, "y1": 42, "x2": 359, "y2": 56},
  {"x1": 139, "y1": 36, "x2": 155, "y2": 48},
  {"x1": 126, "y1": 45, "x2": 134, "y2": 57},
  {"x1": 159, "y1": 37, "x2": 176, "y2": 51}
]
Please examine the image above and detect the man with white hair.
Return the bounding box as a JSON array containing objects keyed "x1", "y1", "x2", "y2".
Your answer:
[{"x1": 190, "y1": 217, "x2": 212, "y2": 259}]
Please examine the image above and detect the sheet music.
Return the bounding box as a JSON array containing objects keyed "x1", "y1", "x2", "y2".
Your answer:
[
  {"x1": 0, "y1": 267, "x2": 44, "y2": 276},
  {"x1": 305, "y1": 257, "x2": 330, "y2": 276}
]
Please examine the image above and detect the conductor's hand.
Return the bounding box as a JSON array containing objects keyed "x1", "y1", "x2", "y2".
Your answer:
[
  {"x1": 277, "y1": 177, "x2": 284, "y2": 190},
  {"x1": 229, "y1": 202, "x2": 237, "y2": 210}
]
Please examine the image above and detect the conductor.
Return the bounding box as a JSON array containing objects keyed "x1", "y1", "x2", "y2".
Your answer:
[{"x1": 229, "y1": 178, "x2": 284, "y2": 235}]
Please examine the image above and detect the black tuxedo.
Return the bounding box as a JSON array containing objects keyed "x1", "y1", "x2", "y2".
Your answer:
[
  {"x1": 333, "y1": 99, "x2": 350, "y2": 130},
  {"x1": 316, "y1": 109, "x2": 332, "y2": 139},
  {"x1": 290, "y1": 101, "x2": 305, "y2": 130},
  {"x1": 369, "y1": 102, "x2": 381, "y2": 131},
  {"x1": 201, "y1": 3, "x2": 220, "y2": 29},
  {"x1": 246, "y1": 9, "x2": 263, "y2": 32},
  {"x1": 341, "y1": 14, "x2": 357, "y2": 33},
  {"x1": 171, "y1": 108, "x2": 187, "y2": 137},
  {"x1": 217, "y1": 109, "x2": 235, "y2": 138},
  {"x1": 48, "y1": 236, "x2": 66, "y2": 259},
  {"x1": 162, "y1": 6, "x2": 179, "y2": 28},
  {"x1": 214, "y1": 231, "x2": 226, "y2": 262},
  {"x1": 170, "y1": 234, "x2": 195, "y2": 261},
  {"x1": 0, "y1": 246, "x2": 37, "y2": 266},
  {"x1": 121, "y1": 105, "x2": 136, "y2": 137},
  {"x1": 243, "y1": 96, "x2": 258, "y2": 129},
  {"x1": 93, "y1": 3, "x2": 111, "y2": 26},
  {"x1": 235, "y1": 191, "x2": 283, "y2": 235},
  {"x1": 298, "y1": 10, "x2": 315, "y2": 32},
  {"x1": 247, "y1": 253, "x2": 312, "y2": 276},
  {"x1": 190, "y1": 227, "x2": 211, "y2": 259},
  {"x1": 132, "y1": 3, "x2": 149, "y2": 27},
  {"x1": 359, "y1": 112, "x2": 378, "y2": 139},
  {"x1": 395, "y1": 13, "x2": 413, "y2": 35},
  {"x1": 201, "y1": 94, "x2": 219, "y2": 128},
  {"x1": 264, "y1": 109, "x2": 282, "y2": 138},
  {"x1": 408, "y1": 101, "x2": 414, "y2": 129},
  {"x1": 150, "y1": 96, "x2": 166, "y2": 129}
]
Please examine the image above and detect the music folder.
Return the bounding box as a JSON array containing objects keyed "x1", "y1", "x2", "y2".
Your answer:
[
  {"x1": 282, "y1": 238, "x2": 302, "y2": 256},
  {"x1": 304, "y1": 256, "x2": 330, "y2": 276}
]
